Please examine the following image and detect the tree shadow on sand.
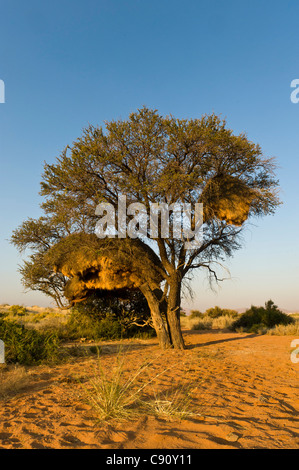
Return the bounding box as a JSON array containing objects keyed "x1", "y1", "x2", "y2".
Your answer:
[{"x1": 184, "y1": 331, "x2": 258, "y2": 350}]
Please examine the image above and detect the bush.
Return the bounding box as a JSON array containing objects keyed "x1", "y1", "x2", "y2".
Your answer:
[
  {"x1": 0, "y1": 320, "x2": 60, "y2": 365},
  {"x1": 8, "y1": 305, "x2": 28, "y2": 316},
  {"x1": 204, "y1": 306, "x2": 238, "y2": 319},
  {"x1": 193, "y1": 319, "x2": 212, "y2": 330},
  {"x1": 230, "y1": 300, "x2": 294, "y2": 333},
  {"x1": 189, "y1": 310, "x2": 202, "y2": 319},
  {"x1": 58, "y1": 309, "x2": 102, "y2": 340},
  {"x1": 0, "y1": 366, "x2": 31, "y2": 399},
  {"x1": 62, "y1": 308, "x2": 155, "y2": 341},
  {"x1": 63, "y1": 291, "x2": 155, "y2": 341}
]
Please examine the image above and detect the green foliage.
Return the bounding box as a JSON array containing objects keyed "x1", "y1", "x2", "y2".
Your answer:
[
  {"x1": 62, "y1": 290, "x2": 154, "y2": 340},
  {"x1": 0, "y1": 320, "x2": 60, "y2": 365},
  {"x1": 193, "y1": 320, "x2": 211, "y2": 330},
  {"x1": 10, "y1": 107, "x2": 281, "y2": 349},
  {"x1": 8, "y1": 305, "x2": 28, "y2": 316},
  {"x1": 60, "y1": 292, "x2": 155, "y2": 341},
  {"x1": 73, "y1": 290, "x2": 150, "y2": 322},
  {"x1": 230, "y1": 300, "x2": 294, "y2": 333},
  {"x1": 27, "y1": 311, "x2": 50, "y2": 323},
  {"x1": 204, "y1": 306, "x2": 238, "y2": 319},
  {"x1": 189, "y1": 310, "x2": 202, "y2": 319},
  {"x1": 11, "y1": 108, "x2": 281, "y2": 308},
  {"x1": 63, "y1": 310, "x2": 122, "y2": 341}
]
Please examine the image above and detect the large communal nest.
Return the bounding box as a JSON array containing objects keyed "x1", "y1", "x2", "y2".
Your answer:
[
  {"x1": 45, "y1": 233, "x2": 165, "y2": 303},
  {"x1": 202, "y1": 174, "x2": 256, "y2": 226}
]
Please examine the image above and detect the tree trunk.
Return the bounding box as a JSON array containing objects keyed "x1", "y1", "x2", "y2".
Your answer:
[
  {"x1": 139, "y1": 284, "x2": 172, "y2": 350},
  {"x1": 166, "y1": 279, "x2": 185, "y2": 350}
]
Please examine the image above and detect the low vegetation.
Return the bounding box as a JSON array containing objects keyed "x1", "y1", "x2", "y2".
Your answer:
[
  {"x1": 266, "y1": 320, "x2": 299, "y2": 336},
  {"x1": 62, "y1": 299, "x2": 155, "y2": 342},
  {"x1": 0, "y1": 319, "x2": 60, "y2": 365},
  {"x1": 0, "y1": 365, "x2": 31, "y2": 398},
  {"x1": 181, "y1": 306, "x2": 238, "y2": 331},
  {"x1": 0, "y1": 299, "x2": 297, "y2": 428},
  {"x1": 230, "y1": 300, "x2": 294, "y2": 333},
  {"x1": 182, "y1": 301, "x2": 298, "y2": 335},
  {"x1": 80, "y1": 348, "x2": 147, "y2": 421},
  {"x1": 79, "y1": 347, "x2": 196, "y2": 422},
  {"x1": 203, "y1": 306, "x2": 239, "y2": 319},
  {"x1": 0, "y1": 299, "x2": 297, "y2": 368}
]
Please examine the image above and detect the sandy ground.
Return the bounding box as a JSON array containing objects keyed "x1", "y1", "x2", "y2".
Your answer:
[{"x1": 0, "y1": 330, "x2": 298, "y2": 449}]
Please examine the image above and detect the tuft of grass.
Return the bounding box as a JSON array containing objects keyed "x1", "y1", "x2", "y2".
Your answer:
[
  {"x1": 181, "y1": 315, "x2": 211, "y2": 330},
  {"x1": 181, "y1": 314, "x2": 236, "y2": 331},
  {"x1": 210, "y1": 315, "x2": 236, "y2": 330},
  {"x1": 0, "y1": 365, "x2": 31, "y2": 398},
  {"x1": 267, "y1": 320, "x2": 299, "y2": 336},
  {"x1": 144, "y1": 386, "x2": 194, "y2": 421},
  {"x1": 80, "y1": 348, "x2": 168, "y2": 422},
  {"x1": 79, "y1": 348, "x2": 197, "y2": 423}
]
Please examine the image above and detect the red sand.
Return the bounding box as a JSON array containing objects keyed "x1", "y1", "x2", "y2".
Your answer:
[{"x1": 0, "y1": 330, "x2": 298, "y2": 449}]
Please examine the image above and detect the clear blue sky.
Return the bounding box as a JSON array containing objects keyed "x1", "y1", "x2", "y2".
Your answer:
[{"x1": 0, "y1": 0, "x2": 298, "y2": 311}]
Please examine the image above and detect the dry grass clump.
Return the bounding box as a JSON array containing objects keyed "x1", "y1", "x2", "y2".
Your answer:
[
  {"x1": 210, "y1": 315, "x2": 236, "y2": 330},
  {"x1": 144, "y1": 384, "x2": 195, "y2": 421},
  {"x1": 181, "y1": 314, "x2": 236, "y2": 331},
  {"x1": 180, "y1": 315, "x2": 211, "y2": 330},
  {"x1": 79, "y1": 348, "x2": 196, "y2": 423},
  {"x1": 267, "y1": 320, "x2": 299, "y2": 336},
  {"x1": 0, "y1": 365, "x2": 31, "y2": 399},
  {"x1": 80, "y1": 349, "x2": 163, "y2": 421},
  {"x1": 289, "y1": 313, "x2": 299, "y2": 321}
]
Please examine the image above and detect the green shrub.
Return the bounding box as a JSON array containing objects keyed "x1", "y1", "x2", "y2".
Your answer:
[
  {"x1": 189, "y1": 310, "x2": 202, "y2": 319},
  {"x1": 93, "y1": 316, "x2": 123, "y2": 340},
  {"x1": 27, "y1": 312, "x2": 49, "y2": 323},
  {"x1": 193, "y1": 320, "x2": 212, "y2": 330},
  {"x1": 204, "y1": 306, "x2": 238, "y2": 319},
  {"x1": 61, "y1": 308, "x2": 155, "y2": 341},
  {"x1": 63, "y1": 310, "x2": 123, "y2": 340},
  {"x1": 62, "y1": 292, "x2": 155, "y2": 341},
  {"x1": 230, "y1": 300, "x2": 294, "y2": 333},
  {"x1": 58, "y1": 309, "x2": 100, "y2": 340},
  {"x1": 0, "y1": 320, "x2": 60, "y2": 365},
  {"x1": 8, "y1": 305, "x2": 28, "y2": 316}
]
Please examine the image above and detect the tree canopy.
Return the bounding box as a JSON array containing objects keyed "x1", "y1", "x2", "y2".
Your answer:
[{"x1": 11, "y1": 107, "x2": 281, "y2": 349}]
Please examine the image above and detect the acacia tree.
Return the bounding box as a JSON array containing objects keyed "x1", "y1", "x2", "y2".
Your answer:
[{"x1": 11, "y1": 107, "x2": 280, "y2": 349}]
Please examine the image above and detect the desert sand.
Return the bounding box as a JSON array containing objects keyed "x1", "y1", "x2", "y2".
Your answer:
[{"x1": 0, "y1": 329, "x2": 298, "y2": 449}]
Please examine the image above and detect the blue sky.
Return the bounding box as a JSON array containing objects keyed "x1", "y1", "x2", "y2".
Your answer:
[{"x1": 0, "y1": 0, "x2": 298, "y2": 311}]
